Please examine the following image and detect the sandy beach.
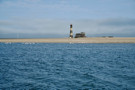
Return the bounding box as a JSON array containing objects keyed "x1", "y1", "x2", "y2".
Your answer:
[{"x1": 0, "y1": 37, "x2": 135, "y2": 43}]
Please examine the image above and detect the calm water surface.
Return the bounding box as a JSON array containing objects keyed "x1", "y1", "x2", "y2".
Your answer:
[{"x1": 0, "y1": 43, "x2": 135, "y2": 89}]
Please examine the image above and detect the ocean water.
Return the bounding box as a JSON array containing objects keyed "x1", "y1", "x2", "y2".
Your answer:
[{"x1": 0, "y1": 43, "x2": 135, "y2": 90}]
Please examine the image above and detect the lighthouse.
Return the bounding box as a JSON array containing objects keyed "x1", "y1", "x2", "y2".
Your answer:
[{"x1": 69, "y1": 24, "x2": 73, "y2": 38}]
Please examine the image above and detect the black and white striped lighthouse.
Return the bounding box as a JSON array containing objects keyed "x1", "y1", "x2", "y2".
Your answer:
[{"x1": 69, "y1": 24, "x2": 73, "y2": 38}]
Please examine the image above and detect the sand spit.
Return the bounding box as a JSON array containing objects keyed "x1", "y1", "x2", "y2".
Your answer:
[{"x1": 0, "y1": 37, "x2": 135, "y2": 43}]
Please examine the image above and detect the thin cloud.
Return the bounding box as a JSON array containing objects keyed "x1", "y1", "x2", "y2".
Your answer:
[
  {"x1": 0, "y1": 18, "x2": 135, "y2": 37},
  {"x1": 100, "y1": 18, "x2": 135, "y2": 26}
]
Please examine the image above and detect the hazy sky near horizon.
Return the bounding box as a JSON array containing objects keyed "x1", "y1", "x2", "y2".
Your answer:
[{"x1": 0, "y1": 0, "x2": 135, "y2": 38}]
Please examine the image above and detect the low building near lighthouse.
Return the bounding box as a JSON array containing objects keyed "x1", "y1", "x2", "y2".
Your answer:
[{"x1": 75, "y1": 32, "x2": 86, "y2": 38}]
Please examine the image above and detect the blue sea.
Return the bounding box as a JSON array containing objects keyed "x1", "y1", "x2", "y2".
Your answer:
[{"x1": 0, "y1": 43, "x2": 135, "y2": 90}]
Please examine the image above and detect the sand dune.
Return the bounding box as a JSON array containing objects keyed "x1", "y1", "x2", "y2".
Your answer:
[{"x1": 0, "y1": 37, "x2": 135, "y2": 43}]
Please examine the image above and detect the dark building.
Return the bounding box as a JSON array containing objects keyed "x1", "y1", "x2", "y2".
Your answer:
[{"x1": 75, "y1": 32, "x2": 86, "y2": 38}]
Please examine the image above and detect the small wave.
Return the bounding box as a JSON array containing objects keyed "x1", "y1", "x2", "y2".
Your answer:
[
  {"x1": 22, "y1": 42, "x2": 35, "y2": 44},
  {"x1": 4, "y1": 42, "x2": 12, "y2": 44}
]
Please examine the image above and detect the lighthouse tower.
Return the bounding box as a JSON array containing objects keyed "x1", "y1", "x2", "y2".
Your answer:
[{"x1": 69, "y1": 24, "x2": 73, "y2": 38}]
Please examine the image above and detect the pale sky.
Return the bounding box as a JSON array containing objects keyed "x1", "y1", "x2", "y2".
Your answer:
[{"x1": 0, "y1": 0, "x2": 135, "y2": 38}]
